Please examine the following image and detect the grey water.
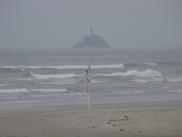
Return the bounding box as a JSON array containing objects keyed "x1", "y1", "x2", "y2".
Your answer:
[{"x1": 0, "y1": 48, "x2": 182, "y2": 106}]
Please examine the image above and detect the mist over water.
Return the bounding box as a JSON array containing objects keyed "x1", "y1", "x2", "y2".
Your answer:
[{"x1": 0, "y1": 48, "x2": 182, "y2": 105}]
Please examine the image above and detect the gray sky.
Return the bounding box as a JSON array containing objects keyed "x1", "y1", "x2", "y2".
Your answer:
[{"x1": 0, "y1": 0, "x2": 182, "y2": 49}]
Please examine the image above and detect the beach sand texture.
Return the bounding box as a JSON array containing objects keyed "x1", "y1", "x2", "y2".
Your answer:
[{"x1": 0, "y1": 102, "x2": 182, "y2": 137}]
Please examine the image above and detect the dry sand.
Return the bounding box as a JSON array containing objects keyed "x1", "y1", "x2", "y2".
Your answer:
[{"x1": 0, "y1": 101, "x2": 182, "y2": 137}]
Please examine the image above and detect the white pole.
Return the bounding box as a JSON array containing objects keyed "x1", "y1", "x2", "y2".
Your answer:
[{"x1": 88, "y1": 85, "x2": 91, "y2": 112}]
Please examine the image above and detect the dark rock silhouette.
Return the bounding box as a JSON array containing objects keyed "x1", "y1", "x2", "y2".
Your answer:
[{"x1": 73, "y1": 28, "x2": 111, "y2": 48}]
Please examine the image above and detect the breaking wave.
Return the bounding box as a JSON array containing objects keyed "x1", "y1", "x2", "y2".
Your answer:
[
  {"x1": 95, "y1": 69, "x2": 162, "y2": 78},
  {"x1": 0, "y1": 64, "x2": 124, "y2": 70}
]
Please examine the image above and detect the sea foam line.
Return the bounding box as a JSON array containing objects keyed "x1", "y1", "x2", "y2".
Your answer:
[{"x1": 95, "y1": 69, "x2": 162, "y2": 78}]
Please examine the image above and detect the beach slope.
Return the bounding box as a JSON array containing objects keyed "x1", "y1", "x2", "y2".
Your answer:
[{"x1": 0, "y1": 101, "x2": 182, "y2": 137}]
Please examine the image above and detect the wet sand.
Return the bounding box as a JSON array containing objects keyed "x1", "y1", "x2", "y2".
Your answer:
[{"x1": 0, "y1": 101, "x2": 182, "y2": 137}]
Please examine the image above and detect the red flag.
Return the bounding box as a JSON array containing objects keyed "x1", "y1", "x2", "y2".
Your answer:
[{"x1": 85, "y1": 64, "x2": 91, "y2": 85}]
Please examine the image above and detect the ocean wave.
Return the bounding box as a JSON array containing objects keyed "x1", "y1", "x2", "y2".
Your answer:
[
  {"x1": 0, "y1": 64, "x2": 124, "y2": 70},
  {"x1": 133, "y1": 78, "x2": 163, "y2": 83},
  {"x1": 0, "y1": 88, "x2": 29, "y2": 93},
  {"x1": 95, "y1": 69, "x2": 162, "y2": 78},
  {"x1": 30, "y1": 72, "x2": 81, "y2": 79}
]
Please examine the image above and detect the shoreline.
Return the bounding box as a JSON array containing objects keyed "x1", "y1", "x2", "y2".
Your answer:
[{"x1": 0, "y1": 92, "x2": 182, "y2": 108}]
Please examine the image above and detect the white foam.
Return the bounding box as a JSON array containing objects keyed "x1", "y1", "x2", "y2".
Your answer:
[
  {"x1": 30, "y1": 88, "x2": 67, "y2": 92},
  {"x1": 123, "y1": 69, "x2": 162, "y2": 77},
  {"x1": 95, "y1": 72, "x2": 122, "y2": 77},
  {"x1": 95, "y1": 69, "x2": 162, "y2": 78},
  {"x1": 0, "y1": 88, "x2": 29, "y2": 93},
  {"x1": 30, "y1": 72, "x2": 81, "y2": 79},
  {"x1": 1, "y1": 64, "x2": 124, "y2": 70}
]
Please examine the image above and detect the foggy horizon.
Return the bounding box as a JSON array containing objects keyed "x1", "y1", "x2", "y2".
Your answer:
[{"x1": 0, "y1": 0, "x2": 182, "y2": 49}]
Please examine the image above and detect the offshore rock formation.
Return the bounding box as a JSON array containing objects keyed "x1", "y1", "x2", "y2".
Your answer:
[{"x1": 73, "y1": 28, "x2": 111, "y2": 48}]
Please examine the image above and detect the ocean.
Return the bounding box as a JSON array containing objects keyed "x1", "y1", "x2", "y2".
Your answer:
[{"x1": 0, "y1": 48, "x2": 182, "y2": 106}]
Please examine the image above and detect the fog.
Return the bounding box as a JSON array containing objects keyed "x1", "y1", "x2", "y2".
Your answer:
[{"x1": 0, "y1": 0, "x2": 182, "y2": 49}]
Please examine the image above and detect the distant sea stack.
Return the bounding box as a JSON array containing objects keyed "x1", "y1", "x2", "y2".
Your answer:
[{"x1": 73, "y1": 28, "x2": 111, "y2": 48}]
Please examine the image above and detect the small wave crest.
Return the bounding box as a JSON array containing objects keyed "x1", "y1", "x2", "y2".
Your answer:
[
  {"x1": 30, "y1": 88, "x2": 67, "y2": 92},
  {"x1": 30, "y1": 72, "x2": 81, "y2": 79},
  {"x1": 0, "y1": 88, "x2": 29, "y2": 93},
  {"x1": 35, "y1": 80, "x2": 76, "y2": 85}
]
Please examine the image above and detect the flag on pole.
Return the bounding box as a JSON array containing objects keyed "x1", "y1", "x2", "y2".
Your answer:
[{"x1": 85, "y1": 63, "x2": 91, "y2": 86}]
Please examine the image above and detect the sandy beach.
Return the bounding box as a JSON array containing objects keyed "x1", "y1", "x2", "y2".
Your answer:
[{"x1": 0, "y1": 100, "x2": 182, "y2": 137}]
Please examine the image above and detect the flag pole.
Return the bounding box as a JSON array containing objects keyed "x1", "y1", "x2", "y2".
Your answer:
[
  {"x1": 85, "y1": 61, "x2": 91, "y2": 112},
  {"x1": 88, "y1": 84, "x2": 91, "y2": 112}
]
